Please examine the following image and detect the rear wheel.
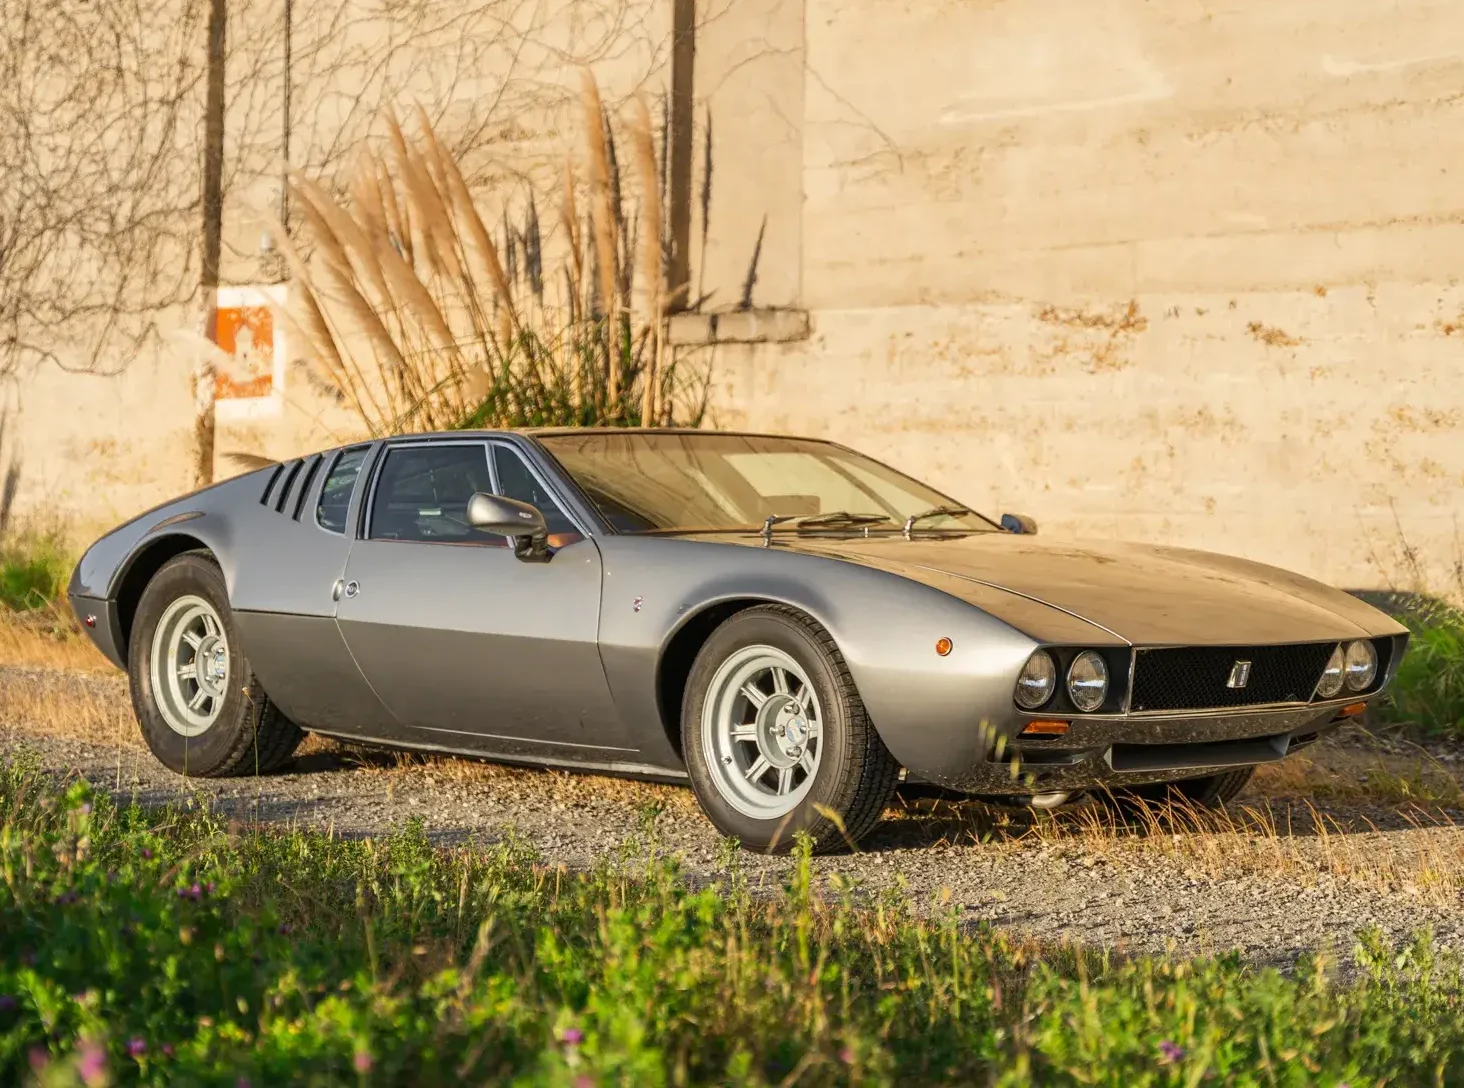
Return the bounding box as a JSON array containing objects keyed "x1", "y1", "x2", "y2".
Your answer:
[
  {"x1": 127, "y1": 553, "x2": 303, "y2": 777},
  {"x1": 682, "y1": 605, "x2": 900, "y2": 854},
  {"x1": 1099, "y1": 767, "x2": 1254, "y2": 819}
]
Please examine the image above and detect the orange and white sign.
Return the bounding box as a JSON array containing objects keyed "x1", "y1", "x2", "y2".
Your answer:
[{"x1": 215, "y1": 284, "x2": 287, "y2": 420}]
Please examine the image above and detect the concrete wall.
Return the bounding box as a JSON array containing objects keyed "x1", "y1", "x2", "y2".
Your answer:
[
  {"x1": 8, "y1": 0, "x2": 1464, "y2": 597},
  {"x1": 691, "y1": 0, "x2": 1464, "y2": 595}
]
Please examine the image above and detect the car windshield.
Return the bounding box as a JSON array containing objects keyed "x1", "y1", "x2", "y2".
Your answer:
[{"x1": 536, "y1": 432, "x2": 1002, "y2": 534}]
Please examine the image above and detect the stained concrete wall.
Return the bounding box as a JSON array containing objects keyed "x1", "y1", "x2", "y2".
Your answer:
[
  {"x1": 9, "y1": 0, "x2": 1464, "y2": 597},
  {"x1": 692, "y1": 0, "x2": 1464, "y2": 595}
]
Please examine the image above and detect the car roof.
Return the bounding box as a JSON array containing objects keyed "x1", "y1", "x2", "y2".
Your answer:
[{"x1": 384, "y1": 426, "x2": 831, "y2": 443}]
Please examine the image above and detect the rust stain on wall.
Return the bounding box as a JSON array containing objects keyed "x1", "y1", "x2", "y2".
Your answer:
[
  {"x1": 1246, "y1": 321, "x2": 1302, "y2": 348},
  {"x1": 1035, "y1": 300, "x2": 1148, "y2": 372}
]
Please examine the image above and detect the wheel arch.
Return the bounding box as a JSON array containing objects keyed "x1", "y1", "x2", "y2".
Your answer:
[
  {"x1": 114, "y1": 534, "x2": 218, "y2": 661},
  {"x1": 654, "y1": 596, "x2": 831, "y2": 761}
]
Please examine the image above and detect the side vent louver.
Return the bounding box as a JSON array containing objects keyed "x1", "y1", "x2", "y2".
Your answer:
[
  {"x1": 258, "y1": 463, "x2": 285, "y2": 506},
  {"x1": 291, "y1": 455, "x2": 324, "y2": 521},
  {"x1": 273, "y1": 459, "x2": 304, "y2": 514}
]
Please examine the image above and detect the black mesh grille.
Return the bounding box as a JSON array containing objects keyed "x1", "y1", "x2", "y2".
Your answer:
[{"x1": 1130, "y1": 643, "x2": 1335, "y2": 712}]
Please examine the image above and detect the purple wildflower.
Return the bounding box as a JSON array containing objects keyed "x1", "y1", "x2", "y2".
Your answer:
[
  {"x1": 237, "y1": 1078, "x2": 253, "y2": 1088},
  {"x1": 839, "y1": 1046, "x2": 854, "y2": 1064},
  {"x1": 573, "y1": 1077, "x2": 595, "y2": 1088},
  {"x1": 77, "y1": 1041, "x2": 108, "y2": 1086},
  {"x1": 126, "y1": 1037, "x2": 147, "y2": 1058},
  {"x1": 162, "y1": 1044, "x2": 175, "y2": 1058},
  {"x1": 1159, "y1": 1040, "x2": 1186, "y2": 1063},
  {"x1": 353, "y1": 1051, "x2": 373, "y2": 1073},
  {"x1": 0, "y1": 995, "x2": 16, "y2": 1013},
  {"x1": 205, "y1": 881, "x2": 217, "y2": 895},
  {"x1": 27, "y1": 1047, "x2": 48, "y2": 1072},
  {"x1": 277, "y1": 923, "x2": 292, "y2": 935},
  {"x1": 141, "y1": 848, "x2": 153, "y2": 860},
  {"x1": 559, "y1": 1027, "x2": 584, "y2": 1046}
]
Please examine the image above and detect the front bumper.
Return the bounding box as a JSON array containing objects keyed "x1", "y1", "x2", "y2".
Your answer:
[
  {"x1": 938, "y1": 697, "x2": 1370, "y2": 795},
  {"x1": 66, "y1": 592, "x2": 126, "y2": 670}
]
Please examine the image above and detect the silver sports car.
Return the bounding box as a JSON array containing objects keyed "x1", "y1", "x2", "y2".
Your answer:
[{"x1": 68, "y1": 428, "x2": 1409, "y2": 852}]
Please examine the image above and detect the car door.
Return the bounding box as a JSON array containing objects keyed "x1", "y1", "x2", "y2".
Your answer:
[
  {"x1": 333, "y1": 438, "x2": 635, "y2": 757},
  {"x1": 229, "y1": 442, "x2": 401, "y2": 737}
]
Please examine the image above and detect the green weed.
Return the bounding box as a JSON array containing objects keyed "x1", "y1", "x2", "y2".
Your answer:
[
  {"x1": 2, "y1": 757, "x2": 1463, "y2": 1085},
  {"x1": 0, "y1": 528, "x2": 72, "y2": 611},
  {"x1": 1379, "y1": 611, "x2": 1464, "y2": 740}
]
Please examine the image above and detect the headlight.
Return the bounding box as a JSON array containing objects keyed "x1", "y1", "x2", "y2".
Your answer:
[
  {"x1": 1014, "y1": 650, "x2": 1056, "y2": 709},
  {"x1": 1316, "y1": 645, "x2": 1345, "y2": 698},
  {"x1": 1067, "y1": 651, "x2": 1108, "y2": 712},
  {"x1": 1344, "y1": 640, "x2": 1377, "y2": 692}
]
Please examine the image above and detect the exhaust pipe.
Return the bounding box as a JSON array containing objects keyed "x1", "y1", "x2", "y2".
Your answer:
[{"x1": 1027, "y1": 790, "x2": 1075, "y2": 810}]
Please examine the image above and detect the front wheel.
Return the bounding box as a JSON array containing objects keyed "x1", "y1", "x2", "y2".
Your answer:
[
  {"x1": 127, "y1": 552, "x2": 303, "y2": 777},
  {"x1": 682, "y1": 605, "x2": 900, "y2": 854}
]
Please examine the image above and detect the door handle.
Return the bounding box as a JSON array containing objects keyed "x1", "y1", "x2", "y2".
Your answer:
[{"x1": 343, "y1": 580, "x2": 361, "y2": 599}]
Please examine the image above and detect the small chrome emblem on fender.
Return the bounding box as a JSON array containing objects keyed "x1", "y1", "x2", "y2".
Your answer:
[
  {"x1": 632, "y1": 596, "x2": 643, "y2": 613},
  {"x1": 1227, "y1": 660, "x2": 1252, "y2": 689}
]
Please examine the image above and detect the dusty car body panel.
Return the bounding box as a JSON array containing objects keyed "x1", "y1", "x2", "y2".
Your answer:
[
  {"x1": 69, "y1": 427, "x2": 1410, "y2": 798},
  {"x1": 593, "y1": 534, "x2": 1041, "y2": 777},
  {"x1": 772, "y1": 534, "x2": 1387, "y2": 646}
]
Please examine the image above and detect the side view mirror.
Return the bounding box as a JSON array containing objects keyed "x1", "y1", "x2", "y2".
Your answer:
[
  {"x1": 1000, "y1": 513, "x2": 1037, "y2": 535},
  {"x1": 466, "y1": 492, "x2": 551, "y2": 561}
]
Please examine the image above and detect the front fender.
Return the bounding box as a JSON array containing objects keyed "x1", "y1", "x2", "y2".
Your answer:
[{"x1": 595, "y1": 536, "x2": 1043, "y2": 782}]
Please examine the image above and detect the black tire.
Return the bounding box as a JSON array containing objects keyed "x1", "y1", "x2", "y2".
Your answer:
[
  {"x1": 127, "y1": 552, "x2": 303, "y2": 777},
  {"x1": 1099, "y1": 767, "x2": 1255, "y2": 819},
  {"x1": 681, "y1": 605, "x2": 900, "y2": 854}
]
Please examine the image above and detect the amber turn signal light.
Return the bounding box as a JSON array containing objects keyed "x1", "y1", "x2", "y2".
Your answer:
[
  {"x1": 1340, "y1": 702, "x2": 1367, "y2": 718},
  {"x1": 1020, "y1": 720, "x2": 1070, "y2": 736},
  {"x1": 935, "y1": 637, "x2": 953, "y2": 656}
]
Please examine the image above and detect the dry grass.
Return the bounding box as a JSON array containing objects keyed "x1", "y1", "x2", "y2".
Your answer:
[
  {"x1": 0, "y1": 607, "x2": 115, "y2": 673},
  {"x1": 1251, "y1": 731, "x2": 1464, "y2": 806},
  {"x1": 0, "y1": 668, "x2": 133, "y2": 747},
  {"x1": 2, "y1": 641, "x2": 1460, "y2": 908},
  {"x1": 888, "y1": 755, "x2": 1464, "y2": 909},
  {"x1": 275, "y1": 74, "x2": 696, "y2": 438}
]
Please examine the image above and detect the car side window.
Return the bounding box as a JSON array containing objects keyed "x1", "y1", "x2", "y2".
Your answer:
[
  {"x1": 315, "y1": 444, "x2": 371, "y2": 534},
  {"x1": 491, "y1": 446, "x2": 584, "y2": 545},
  {"x1": 367, "y1": 445, "x2": 498, "y2": 543}
]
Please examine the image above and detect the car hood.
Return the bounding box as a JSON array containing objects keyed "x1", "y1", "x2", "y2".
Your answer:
[{"x1": 751, "y1": 532, "x2": 1405, "y2": 646}]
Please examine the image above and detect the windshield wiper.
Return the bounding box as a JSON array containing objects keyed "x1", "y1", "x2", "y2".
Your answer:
[
  {"x1": 901, "y1": 504, "x2": 973, "y2": 537},
  {"x1": 795, "y1": 511, "x2": 893, "y2": 529}
]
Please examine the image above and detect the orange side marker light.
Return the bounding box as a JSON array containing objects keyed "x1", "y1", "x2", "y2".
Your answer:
[
  {"x1": 1340, "y1": 702, "x2": 1367, "y2": 718},
  {"x1": 1021, "y1": 720, "x2": 1070, "y2": 736},
  {"x1": 935, "y1": 637, "x2": 953, "y2": 657}
]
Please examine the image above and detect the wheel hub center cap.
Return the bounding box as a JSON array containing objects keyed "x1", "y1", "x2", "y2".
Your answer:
[
  {"x1": 756, "y1": 696, "x2": 808, "y2": 768},
  {"x1": 195, "y1": 636, "x2": 228, "y2": 694}
]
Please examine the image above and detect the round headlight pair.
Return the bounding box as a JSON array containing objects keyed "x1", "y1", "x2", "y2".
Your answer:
[
  {"x1": 1015, "y1": 649, "x2": 1108, "y2": 712},
  {"x1": 1316, "y1": 640, "x2": 1377, "y2": 698}
]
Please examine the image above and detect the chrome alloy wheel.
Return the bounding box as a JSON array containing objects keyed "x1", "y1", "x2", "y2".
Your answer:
[
  {"x1": 701, "y1": 645, "x2": 824, "y2": 819},
  {"x1": 149, "y1": 595, "x2": 231, "y2": 737}
]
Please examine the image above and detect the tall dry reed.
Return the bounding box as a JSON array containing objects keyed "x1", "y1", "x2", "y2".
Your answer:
[{"x1": 275, "y1": 73, "x2": 699, "y2": 436}]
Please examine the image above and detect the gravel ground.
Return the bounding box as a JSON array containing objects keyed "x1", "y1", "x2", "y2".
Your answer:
[{"x1": 4, "y1": 666, "x2": 1463, "y2": 972}]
